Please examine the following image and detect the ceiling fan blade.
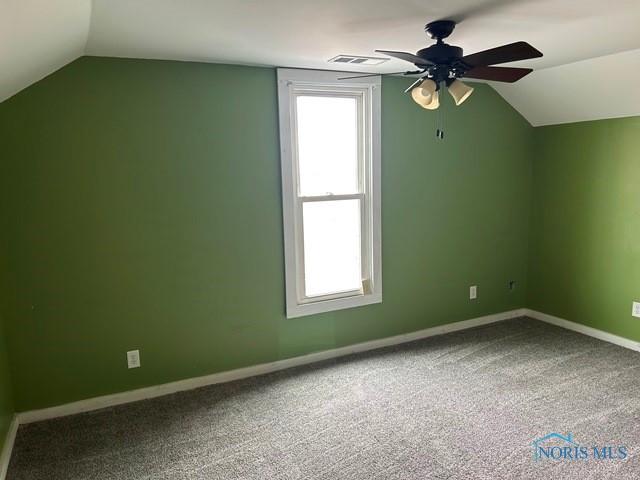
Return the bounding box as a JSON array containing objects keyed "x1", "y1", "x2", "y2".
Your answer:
[
  {"x1": 338, "y1": 72, "x2": 408, "y2": 80},
  {"x1": 375, "y1": 50, "x2": 434, "y2": 66},
  {"x1": 461, "y1": 41, "x2": 542, "y2": 67},
  {"x1": 404, "y1": 77, "x2": 425, "y2": 93},
  {"x1": 338, "y1": 73, "x2": 385, "y2": 80},
  {"x1": 447, "y1": 0, "x2": 530, "y2": 23},
  {"x1": 462, "y1": 66, "x2": 533, "y2": 83},
  {"x1": 343, "y1": 0, "x2": 533, "y2": 33}
]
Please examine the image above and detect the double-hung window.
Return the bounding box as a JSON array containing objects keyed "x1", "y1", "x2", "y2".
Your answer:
[{"x1": 277, "y1": 69, "x2": 382, "y2": 318}]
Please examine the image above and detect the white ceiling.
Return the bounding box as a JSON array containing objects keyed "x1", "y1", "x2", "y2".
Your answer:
[
  {"x1": 0, "y1": 0, "x2": 91, "y2": 102},
  {"x1": 492, "y1": 48, "x2": 640, "y2": 126},
  {"x1": 2, "y1": 0, "x2": 640, "y2": 125}
]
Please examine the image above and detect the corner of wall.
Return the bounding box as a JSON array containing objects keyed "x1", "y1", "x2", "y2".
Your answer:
[
  {"x1": 484, "y1": 82, "x2": 534, "y2": 129},
  {"x1": 0, "y1": 94, "x2": 16, "y2": 464},
  {"x1": 523, "y1": 120, "x2": 539, "y2": 310},
  {"x1": 0, "y1": 314, "x2": 15, "y2": 472}
]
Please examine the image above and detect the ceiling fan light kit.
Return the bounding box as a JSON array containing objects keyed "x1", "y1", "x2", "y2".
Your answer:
[
  {"x1": 411, "y1": 79, "x2": 438, "y2": 109},
  {"x1": 447, "y1": 79, "x2": 474, "y2": 106},
  {"x1": 409, "y1": 77, "x2": 472, "y2": 109},
  {"x1": 411, "y1": 81, "x2": 440, "y2": 110}
]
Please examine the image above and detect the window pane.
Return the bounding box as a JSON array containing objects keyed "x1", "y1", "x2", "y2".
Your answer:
[
  {"x1": 302, "y1": 199, "x2": 362, "y2": 297},
  {"x1": 296, "y1": 96, "x2": 359, "y2": 196}
]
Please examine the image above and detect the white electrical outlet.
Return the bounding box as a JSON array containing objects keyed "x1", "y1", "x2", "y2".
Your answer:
[
  {"x1": 127, "y1": 350, "x2": 141, "y2": 369},
  {"x1": 632, "y1": 302, "x2": 640, "y2": 318},
  {"x1": 469, "y1": 285, "x2": 477, "y2": 300}
]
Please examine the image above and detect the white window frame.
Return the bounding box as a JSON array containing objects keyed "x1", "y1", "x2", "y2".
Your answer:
[{"x1": 277, "y1": 68, "x2": 382, "y2": 318}]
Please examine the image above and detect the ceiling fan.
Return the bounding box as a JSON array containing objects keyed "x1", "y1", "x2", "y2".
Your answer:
[{"x1": 342, "y1": 20, "x2": 543, "y2": 110}]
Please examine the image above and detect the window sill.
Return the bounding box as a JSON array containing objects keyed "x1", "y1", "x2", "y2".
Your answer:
[{"x1": 286, "y1": 293, "x2": 382, "y2": 319}]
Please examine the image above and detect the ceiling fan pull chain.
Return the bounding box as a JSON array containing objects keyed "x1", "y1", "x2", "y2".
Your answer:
[
  {"x1": 435, "y1": 110, "x2": 441, "y2": 140},
  {"x1": 435, "y1": 92, "x2": 445, "y2": 140}
]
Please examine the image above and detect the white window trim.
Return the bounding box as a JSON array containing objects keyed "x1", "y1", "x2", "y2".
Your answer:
[{"x1": 277, "y1": 68, "x2": 382, "y2": 319}]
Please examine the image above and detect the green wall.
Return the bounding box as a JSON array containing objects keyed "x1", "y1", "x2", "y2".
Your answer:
[
  {"x1": 528, "y1": 116, "x2": 640, "y2": 340},
  {"x1": 0, "y1": 57, "x2": 532, "y2": 411},
  {"x1": 0, "y1": 314, "x2": 13, "y2": 455},
  {"x1": 0, "y1": 211, "x2": 15, "y2": 451}
]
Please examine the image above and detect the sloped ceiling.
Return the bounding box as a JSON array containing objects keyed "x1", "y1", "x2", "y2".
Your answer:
[
  {"x1": 2, "y1": 0, "x2": 639, "y2": 126},
  {"x1": 0, "y1": 0, "x2": 91, "y2": 103},
  {"x1": 492, "y1": 48, "x2": 640, "y2": 126}
]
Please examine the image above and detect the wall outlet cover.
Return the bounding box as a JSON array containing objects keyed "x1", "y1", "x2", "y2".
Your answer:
[
  {"x1": 127, "y1": 350, "x2": 141, "y2": 369},
  {"x1": 633, "y1": 302, "x2": 640, "y2": 318},
  {"x1": 469, "y1": 285, "x2": 477, "y2": 300}
]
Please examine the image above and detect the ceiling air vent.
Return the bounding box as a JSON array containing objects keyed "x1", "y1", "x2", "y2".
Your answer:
[{"x1": 328, "y1": 55, "x2": 389, "y2": 66}]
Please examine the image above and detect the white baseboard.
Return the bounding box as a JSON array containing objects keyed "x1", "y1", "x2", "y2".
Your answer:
[
  {"x1": 524, "y1": 309, "x2": 640, "y2": 353},
  {"x1": 17, "y1": 308, "x2": 524, "y2": 425},
  {"x1": 0, "y1": 416, "x2": 18, "y2": 480}
]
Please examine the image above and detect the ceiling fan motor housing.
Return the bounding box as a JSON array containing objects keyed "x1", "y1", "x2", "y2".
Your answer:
[
  {"x1": 417, "y1": 44, "x2": 463, "y2": 65},
  {"x1": 425, "y1": 20, "x2": 456, "y2": 41},
  {"x1": 417, "y1": 43, "x2": 465, "y2": 83},
  {"x1": 417, "y1": 21, "x2": 466, "y2": 83}
]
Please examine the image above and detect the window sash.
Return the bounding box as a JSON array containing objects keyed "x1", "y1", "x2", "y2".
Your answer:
[
  {"x1": 295, "y1": 194, "x2": 368, "y2": 303},
  {"x1": 292, "y1": 91, "x2": 365, "y2": 197}
]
